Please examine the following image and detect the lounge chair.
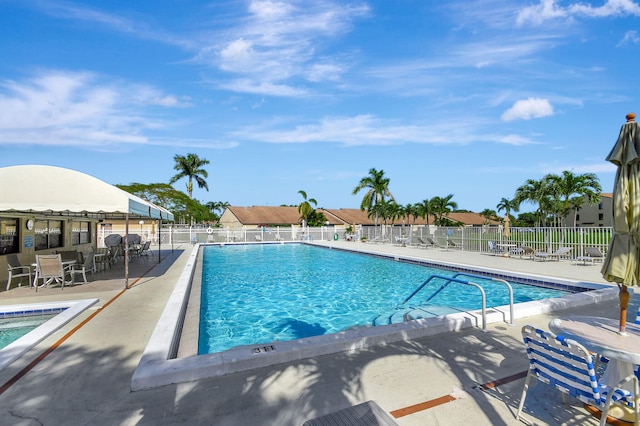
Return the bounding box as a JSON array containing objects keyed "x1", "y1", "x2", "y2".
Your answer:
[
  {"x1": 576, "y1": 247, "x2": 605, "y2": 265},
  {"x1": 394, "y1": 236, "x2": 408, "y2": 246},
  {"x1": 533, "y1": 246, "x2": 572, "y2": 262},
  {"x1": 517, "y1": 325, "x2": 639, "y2": 426},
  {"x1": 422, "y1": 237, "x2": 441, "y2": 249},
  {"x1": 510, "y1": 245, "x2": 535, "y2": 259},
  {"x1": 34, "y1": 254, "x2": 75, "y2": 291},
  {"x1": 446, "y1": 239, "x2": 462, "y2": 250},
  {"x1": 6, "y1": 253, "x2": 32, "y2": 290},
  {"x1": 368, "y1": 235, "x2": 389, "y2": 244}
]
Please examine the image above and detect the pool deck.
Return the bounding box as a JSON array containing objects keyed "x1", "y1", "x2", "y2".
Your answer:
[{"x1": 0, "y1": 241, "x2": 635, "y2": 425}]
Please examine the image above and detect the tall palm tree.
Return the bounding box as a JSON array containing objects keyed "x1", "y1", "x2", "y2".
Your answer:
[
  {"x1": 169, "y1": 153, "x2": 210, "y2": 199},
  {"x1": 430, "y1": 194, "x2": 457, "y2": 225},
  {"x1": 352, "y1": 168, "x2": 394, "y2": 226},
  {"x1": 297, "y1": 190, "x2": 317, "y2": 226}
]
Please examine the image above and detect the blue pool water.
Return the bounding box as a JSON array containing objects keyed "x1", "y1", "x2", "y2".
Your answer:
[
  {"x1": 0, "y1": 314, "x2": 57, "y2": 350},
  {"x1": 199, "y1": 244, "x2": 569, "y2": 354}
]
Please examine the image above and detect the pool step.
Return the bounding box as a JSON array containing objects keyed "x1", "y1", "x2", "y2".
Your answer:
[{"x1": 373, "y1": 305, "x2": 461, "y2": 326}]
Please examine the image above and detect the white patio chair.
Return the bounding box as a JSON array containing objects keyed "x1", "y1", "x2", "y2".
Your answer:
[
  {"x1": 517, "y1": 325, "x2": 639, "y2": 426},
  {"x1": 34, "y1": 254, "x2": 75, "y2": 291}
]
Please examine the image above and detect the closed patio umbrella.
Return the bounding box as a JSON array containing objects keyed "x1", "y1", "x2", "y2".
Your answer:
[
  {"x1": 601, "y1": 113, "x2": 640, "y2": 333},
  {"x1": 503, "y1": 215, "x2": 511, "y2": 239}
]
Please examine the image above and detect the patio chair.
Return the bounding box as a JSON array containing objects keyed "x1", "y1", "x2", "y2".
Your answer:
[
  {"x1": 93, "y1": 247, "x2": 112, "y2": 271},
  {"x1": 6, "y1": 253, "x2": 32, "y2": 290},
  {"x1": 576, "y1": 247, "x2": 606, "y2": 265},
  {"x1": 34, "y1": 254, "x2": 75, "y2": 291},
  {"x1": 70, "y1": 251, "x2": 94, "y2": 283},
  {"x1": 517, "y1": 325, "x2": 639, "y2": 426},
  {"x1": 533, "y1": 246, "x2": 572, "y2": 262},
  {"x1": 487, "y1": 241, "x2": 503, "y2": 255},
  {"x1": 139, "y1": 241, "x2": 151, "y2": 256}
]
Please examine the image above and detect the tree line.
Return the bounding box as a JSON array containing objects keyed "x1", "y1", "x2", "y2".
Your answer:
[{"x1": 118, "y1": 154, "x2": 602, "y2": 228}]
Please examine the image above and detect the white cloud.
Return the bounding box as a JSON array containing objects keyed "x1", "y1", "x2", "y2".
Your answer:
[
  {"x1": 501, "y1": 98, "x2": 554, "y2": 121},
  {"x1": 0, "y1": 71, "x2": 191, "y2": 146},
  {"x1": 230, "y1": 114, "x2": 537, "y2": 147},
  {"x1": 201, "y1": 1, "x2": 369, "y2": 95},
  {"x1": 618, "y1": 30, "x2": 640, "y2": 45},
  {"x1": 517, "y1": 0, "x2": 640, "y2": 26}
]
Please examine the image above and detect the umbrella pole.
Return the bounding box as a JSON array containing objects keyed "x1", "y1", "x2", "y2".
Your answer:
[{"x1": 619, "y1": 284, "x2": 630, "y2": 334}]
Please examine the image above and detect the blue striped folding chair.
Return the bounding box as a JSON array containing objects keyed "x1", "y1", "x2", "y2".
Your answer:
[{"x1": 517, "y1": 325, "x2": 639, "y2": 426}]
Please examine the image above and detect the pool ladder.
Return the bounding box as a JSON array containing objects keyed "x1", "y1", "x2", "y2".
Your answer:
[{"x1": 375, "y1": 273, "x2": 514, "y2": 330}]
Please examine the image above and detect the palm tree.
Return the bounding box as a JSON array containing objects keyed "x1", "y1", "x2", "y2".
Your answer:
[
  {"x1": 546, "y1": 171, "x2": 602, "y2": 226},
  {"x1": 206, "y1": 201, "x2": 230, "y2": 216},
  {"x1": 297, "y1": 190, "x2": 317, "y2": 226},
  {"x1": 169, "y1": 153, "x2": 210, "y2": 199},
  {"x1": 352, "y1": 168, "x2": 395, "y2": 226},
  {"x1": 479, "y1": 208, "x2": 498, "y2": 224},
  {"x1": 514, "y1": 177, "x2": 556, "y2": 227},
  {"x1": 417, "y1": 198, "x2": 434, "y2": 228},
  {"x1": 430, "y1": 194, "x2": 457, "y2": 225},
  {"x1": 496, "y1": 197, "x2": 519, "y2": 218}
]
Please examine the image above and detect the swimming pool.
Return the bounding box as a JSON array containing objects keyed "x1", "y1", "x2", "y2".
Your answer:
[
  {"x1": 199, "y1": 244, "x2": 567, "y2": 354},
  {"x1": 132, "y1": 242, "x2": 617, "y2": 391},
  {"x1": 0, "y1": 299, "x2": 98, "y2": 373}
]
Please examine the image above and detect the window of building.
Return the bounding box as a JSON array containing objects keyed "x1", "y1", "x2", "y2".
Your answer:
[
  {"x1": 576, "y1": 214, "x2": 580, "y2": 221},
  {"x1": 71, "y1": 221, "x2": 91, "y2": 245},
  {"x1": 35, "y1": 220, "x2": 63, "y2": 251},
  {"x1": 599, "y1": 202, "x2": 604, "y2": 210},
  {"x1": 0, "y1": 218, "x2": 19, "y2": 255},
  {"x1": 598, "y1": 213, "x2": 604, "y2": 221}
]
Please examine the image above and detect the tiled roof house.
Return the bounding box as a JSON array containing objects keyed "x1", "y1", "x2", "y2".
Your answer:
[{"x1": 219, "y1": 206, "x2": 498, "y2": 229}]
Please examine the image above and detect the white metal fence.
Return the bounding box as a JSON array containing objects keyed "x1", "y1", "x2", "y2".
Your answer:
[{"x1": 155, "y1": 224, "x2": 613, "y2": 258}]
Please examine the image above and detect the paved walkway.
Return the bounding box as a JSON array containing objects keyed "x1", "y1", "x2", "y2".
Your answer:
[{"x1": 0, "y1": 242, "x2": 635, "y2": 425}]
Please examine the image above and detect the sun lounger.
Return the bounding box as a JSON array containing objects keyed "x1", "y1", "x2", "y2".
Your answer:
[
  {"x1": 575, "y1": 247, "x2": 605, "y2": 265},
  {"x1": 446, "y1": 239, "x2": 462, "y2": 250},
  {"x1": 510, "y1": 245, "x2": 535, "y2": 259},
  {"x1": 368, "y1": 235, "x2": 389, "y2": 244},
  {"x1": 533, "y1": 246, "x2": 572, "y2": 262}
]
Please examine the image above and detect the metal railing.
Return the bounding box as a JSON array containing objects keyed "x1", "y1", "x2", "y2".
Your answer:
[
  {"x1": 152, "y1": 224, "x2": 613, "y2": 259},
  {"x1": 374, "y1": 274, "x2": 487, "y2": 330}
]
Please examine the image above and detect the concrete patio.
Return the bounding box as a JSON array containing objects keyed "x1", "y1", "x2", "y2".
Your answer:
[{"x1": 0, "y1": 241, "x2": 635, "y2": 425}]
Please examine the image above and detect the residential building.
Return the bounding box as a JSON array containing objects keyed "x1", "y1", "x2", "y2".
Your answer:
[{"x1": 564, "y1": 193, "x2": 613, "y2": 227}]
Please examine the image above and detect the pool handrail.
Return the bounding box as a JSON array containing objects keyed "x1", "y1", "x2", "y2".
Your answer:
[
  {"x1": 399, "y1": 274, "x2": 487, "y2": 330},
  {"x1": 451, "y1": 272, "x2": 515, "y2": 326}
]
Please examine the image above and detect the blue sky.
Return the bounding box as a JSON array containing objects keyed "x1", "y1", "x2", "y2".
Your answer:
[{"x1": 1, "y1": 0, "x2": 639, "y2": 213}]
